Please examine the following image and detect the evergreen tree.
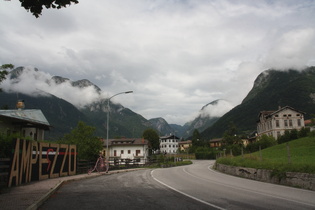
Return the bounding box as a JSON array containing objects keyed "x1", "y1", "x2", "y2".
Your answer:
[{"x1": 142, "y1": 128, "x2": 160, "y2": 151}]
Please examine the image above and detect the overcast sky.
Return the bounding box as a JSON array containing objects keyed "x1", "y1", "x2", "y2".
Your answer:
[{"x1": 1, "y1": 0, "x2": 315, "y2": 125}]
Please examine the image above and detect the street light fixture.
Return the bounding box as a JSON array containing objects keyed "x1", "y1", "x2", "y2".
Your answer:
[{"x1": 106, "y1": 91, "x2": 133, "y2": 169}]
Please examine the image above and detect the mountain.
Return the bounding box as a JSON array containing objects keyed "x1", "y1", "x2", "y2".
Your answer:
[
  {"x1": 200, "y1": 66, "x2": 315, "y2": 140},
  {"x1": 51, "y1": 76, "x2": 102, "y2": 93},
  {"x1": 81, "y1": 100, "x2": 153, "y2": 138},
  {"x1": 148, "y1": 117, "x2": 174, "y2": 136},
  {"x1": 0, "y1": 66, "x2": 155, "y2": 140},
  {"x1": 181, "y1": 99, "x2": 232, "y2": 138}
]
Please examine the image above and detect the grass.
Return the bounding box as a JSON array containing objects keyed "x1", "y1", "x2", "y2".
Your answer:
[{"x1": 216, "y1": 136, "x2": 315, "y2": 174}]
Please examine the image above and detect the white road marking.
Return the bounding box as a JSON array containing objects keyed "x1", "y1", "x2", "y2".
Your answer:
[{"x1": 151, "y1": 170, "x2": 226, "y2": 210}]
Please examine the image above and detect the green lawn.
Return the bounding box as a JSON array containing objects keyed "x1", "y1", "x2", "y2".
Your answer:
[{"x1": 216, "y1": 136, "x2": 315, "y2": 174}]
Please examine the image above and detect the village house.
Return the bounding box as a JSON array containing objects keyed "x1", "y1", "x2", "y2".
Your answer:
[
  {"x1": 256, "y1": 106, "x2": 305, "y2": 140},
  {"x1": 209, "y1": 138, "x2": 223, "y2": 148},
  {"x1": 159, "y1": 134, "x2": 180, "y2": 154},
  {"x1": 209, "y1": 138, "x2": 249, "y2": 148},
  {"x1": 0, "y1": 101, "x2": 50, "y2": 141},
  {"x1": 103, "y1": 138, "x2": 149, "y2": 165},
  {"x1": 178, "y1": 140, "x2": 192, "y2": 152}
]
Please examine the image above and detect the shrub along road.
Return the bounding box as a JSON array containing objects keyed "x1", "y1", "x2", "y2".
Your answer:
[{"x1": 40, "y1": 160, "x2": 315, "y2": 210}]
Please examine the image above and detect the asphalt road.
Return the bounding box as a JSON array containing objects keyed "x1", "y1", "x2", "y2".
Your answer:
[{"x1": 40, "y1": 160, "x2": 315, "y2": 210}]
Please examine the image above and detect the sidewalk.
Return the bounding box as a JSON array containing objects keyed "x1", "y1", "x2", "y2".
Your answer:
[{"x1": 0, "y1": 168, "x2": 143, "y2": 210}]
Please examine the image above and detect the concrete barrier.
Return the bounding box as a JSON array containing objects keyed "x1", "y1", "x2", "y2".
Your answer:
[{"x1": 215, "y1": 163, "x2": 315, "y2": 191}]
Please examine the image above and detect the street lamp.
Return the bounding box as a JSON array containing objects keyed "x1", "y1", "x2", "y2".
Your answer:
[{"x1": 106, "y1": 91, "x2": 133, "y2": 168}]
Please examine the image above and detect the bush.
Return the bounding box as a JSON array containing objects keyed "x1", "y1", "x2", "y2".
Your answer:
[
  {"x1": 245, "y1": 134, "x2": 276, "y2": 153},
  {"x1": 195, "y1": 147, "x2": 217, "y2": 159},
  {"x1": 0, "y1": 134, "x2": 30, "y2": 158},
  {"x1": 298, "y1": 127, "x2": 310, "y2": 138}
]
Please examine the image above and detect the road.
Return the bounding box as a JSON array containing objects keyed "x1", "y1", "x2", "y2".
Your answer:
[{"x1": 40, "y1": 160, "x2": 315, "y2": 210}]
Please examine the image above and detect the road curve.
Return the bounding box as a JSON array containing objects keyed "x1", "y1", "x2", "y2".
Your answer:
[
  {"x1": 40, "y1": 160, "x2": 315, "y2": 210},
  {"x1": 151, "y1": 160, "x2": 315, "y2": 210}
]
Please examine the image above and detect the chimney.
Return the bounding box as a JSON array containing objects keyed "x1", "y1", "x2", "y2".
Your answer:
[{"x1": 16, "y1": 100, "x2": 25, "y2": 110}]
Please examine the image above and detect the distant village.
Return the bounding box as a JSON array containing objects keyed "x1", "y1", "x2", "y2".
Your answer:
[{"x1": 1, "y1": 99, "x2": 314, "y2": 166}]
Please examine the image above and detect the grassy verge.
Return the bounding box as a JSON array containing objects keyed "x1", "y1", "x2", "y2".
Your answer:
[
  {"x1": 216, "y1": 136, "x2": 315, "y2": 174},
  {"x1": 146, "y1": 160, "x2": 193, "y2": 168}
]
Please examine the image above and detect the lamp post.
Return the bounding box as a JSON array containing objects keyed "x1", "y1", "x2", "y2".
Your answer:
[{"x1": 106, "y1": 91, "x2": 133, "y2": 167}]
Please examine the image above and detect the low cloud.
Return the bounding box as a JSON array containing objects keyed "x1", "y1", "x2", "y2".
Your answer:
[
  {"x1": 199, "y1": 100, "x2": 234, "y2": 118},
  {"x1": 1, "y1": 67, "x2": 101, "y2": 108}
]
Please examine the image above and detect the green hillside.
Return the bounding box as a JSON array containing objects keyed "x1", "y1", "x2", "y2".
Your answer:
[
  {"x1": 217, "y1": 136, "x2": 315, "y2": 174},
  {"x1": 81, "y1": 100, "x2": 152, "y2": 138},
  {"x1": 201, "y1": 66, "x2": 315, "y2": 139}
]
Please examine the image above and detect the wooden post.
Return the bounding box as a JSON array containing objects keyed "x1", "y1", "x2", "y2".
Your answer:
[
  {"x1": 241, "y1": 147, "x2": 244, "y2": 159},
  {"x1": 259, "y1": 145, "x2": 262, "y2": 161},
  {"x1": 286, "y1": 143, "x2": 291, "y2": 164}
]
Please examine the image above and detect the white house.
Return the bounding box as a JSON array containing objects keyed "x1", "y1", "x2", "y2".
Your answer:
[
  {"x1": 257, "y1": 106, "x2": 305, "y2": 140},
  {"x1": 159, "y1": 134, "x2": 180, "y2": 154},
  {"x1": 0, "y1": 109, "x2": 50, "y2": 141},
  {"x1": 103, "y1": 138, "x2": 149, "y2": 165}
]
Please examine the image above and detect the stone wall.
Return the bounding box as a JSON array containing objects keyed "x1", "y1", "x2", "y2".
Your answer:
[{"x1": 215, "y1": 163, "x2": 315, "y2": 191}]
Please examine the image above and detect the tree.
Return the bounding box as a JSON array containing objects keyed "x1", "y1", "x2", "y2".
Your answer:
[
  {"x1": 0, "y1": 64, "x2": 14, "y2": 92},
  {"x1": 17, "y1": 0, "x2": 79, "y2": 18},
  {"x1": 142, "y1": 128, "x2": 159, "y2": 151},
  {"x1": 192, "y1": 129, "x2": 204, "y2": 147},
  {"x1": 59, "y1": 121, "x2": 103, "y2": 160},
  {"x1": 222, "y1": 122, "x2": 242, "y2": 146}
]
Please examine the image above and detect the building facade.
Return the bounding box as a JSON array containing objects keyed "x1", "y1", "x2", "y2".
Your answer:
[
  {"x1": 257, "y1": 106, "x2": 305, "y2": 140},
  {"x1": 103, "y1": 138, "x2": 149, "y2": 165},
  {"x1": 178, "y1": 140, "x2": 192, "y2": 152},
  {"x1": 159, "y1": 134, "x2": 179, "y2": 154},
  {"x1": 0, "y1": 109, "x2": 50, "y2": 141}
]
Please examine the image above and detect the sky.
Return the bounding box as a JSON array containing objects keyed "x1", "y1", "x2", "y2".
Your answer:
[{"x1": 1, "y1": 0, "x2": 315, "y2": 125}]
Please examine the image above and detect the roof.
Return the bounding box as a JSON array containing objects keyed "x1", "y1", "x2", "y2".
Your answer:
[
  {"x1": 0, "y1": 109, "x2": 50, "y2": 129},
  {"x1": 209, "y1": 138, "x2": 223, "y2": 143},
  {"x1": 178, "y1": 140, "x2": 192, "y2": 144},
  {"x1": 258, "y1": 106, "x2": 305, "y2": 119},
  {"x1": 104, "y1": 138, "x2": 149, "y2": 147},
  {"x1": 159, "y1": 134, "x2": 180, "y2": 140}
]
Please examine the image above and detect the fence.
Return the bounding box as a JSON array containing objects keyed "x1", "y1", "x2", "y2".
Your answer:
[{"x1": 216, "y1": 143, "x2": 293, "y2": 164}]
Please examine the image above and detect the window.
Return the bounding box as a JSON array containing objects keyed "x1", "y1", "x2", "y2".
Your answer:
[
  {"x1": 114, "y1": 150, "x2": 117, "y2": 156},
  {"x1": 284, "y1": 120, "x2": 288, "y2": 127},
  {"x1": 136, "y1": 150, "x2": 141, "y2": 156},
  {"x1": 128, "y1": 150, "x2": 131, "y2": 154},
  {"x1": 276, "y1": 120, "x2": 279, "y2": 127},
  {"x1": 289, "y1": 120, "x2": 293, "y2": 127},
  {"x1": 121, "y1": 150, "x2": 124, "y2": 154},
  {"x1": 298, "y1": 119, "x2": 301, "y2": 126}
]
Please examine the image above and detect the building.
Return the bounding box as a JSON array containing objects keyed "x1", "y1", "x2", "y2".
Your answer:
[
  {"x1": 178, "y1": 140, "x2": 192, "y2": 152},
  {"x1": 103, "y1": 138, "x2": 149, "y2": 165},
  {"x1": 159, "y1": 134, "x2": 180, "y2": 154},
  {"x1": 209, "y1": 138, "x2": 223, "y2": 148},
  {"x1": 257, "y1": 106, "x2": 305, "y2": 140},
  {"x1": 0, "y1": 109, "x2": 50, "y2": 141}
]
